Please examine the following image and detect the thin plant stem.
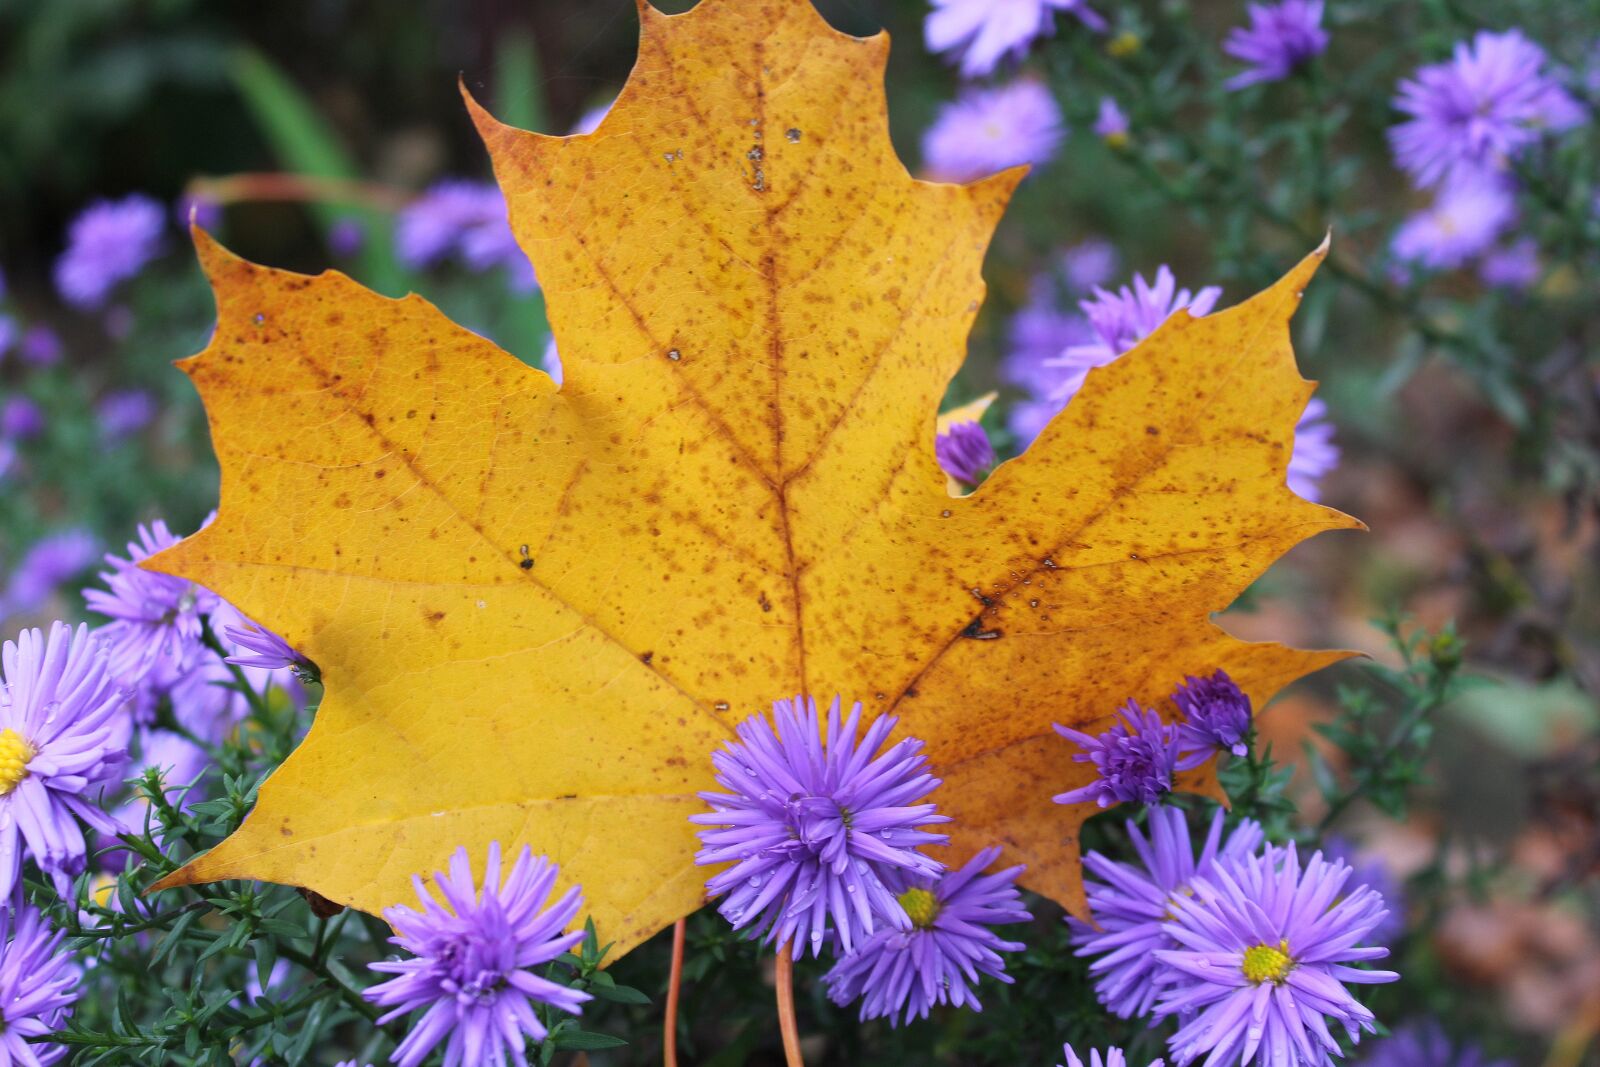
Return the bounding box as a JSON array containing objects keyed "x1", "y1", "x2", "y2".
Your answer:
[
  {"x1": 774, "y1": 945, "x2": 804, "y2": 1067},
  {"x1": 663, "y1": 917, "x2": 686, "y2": 1067}
]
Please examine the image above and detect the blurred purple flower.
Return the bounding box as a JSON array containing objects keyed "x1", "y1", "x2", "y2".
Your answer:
[
  {"x1": 1478, "y1": 238, "x2": 1541, "y2": 291},
  {"x1": 541, "y1": 335, "x2": 563, "y2": 386},
  {"x1": 365, "y1": 843, "x2": 591, "y2": 1066},
  {"x1": 1054, "y1": 700, "x2": 1181, "y2": 809},
  {"x1": 1, "y1": 528, "x2": 98, "y2": 619},
  {"x1": 1172, "y1": 669, "x2": 1252, "y2": 766},
  {"x1": 0, "y1": 442, "x2": 14, "y2": 483},
  {"x1": 0, "y1": 397, "x2": 44, "y2": 442},
  {"x1": 1157, "y1": 843, "x2": 1400, "y2": 1065},
  {"x1": 1093, "y1": 97, "x2": 1129, "y2": 142},
  {"x1": 84, "y1": 519, "x2": 218, "y2": 693},
  {"x1": 925, "y1": 0, "x2": 1104, "y2": 79},
  {"x1": 20, "y1": 325, "x2": 62, "y2": 367},
  {"x1": 0, "y1": 622, "x2": 129, "y2": 899},
  {"x1": 0, "y1": 316, "x2": 14, "y2": 361},
  {"x1": 1061, "y1": 238, "x2": 1119, "y2": 293},
  {"x1": 53, "y1": 195, "x2": 166, "y2": 309},
  {"x1": 571, "y1": 100, "x2": 613, "y2": 135},
  {"x1": 691, "y1": 695, "x2": 949, "y2": 958},
  {"x1": 922, "y1": 82, "x2": 1065, "y2": 184},
  {"x1": 1060, "y1": 1046, "x2": 1164, "y2": 1067},
  {"x1": 935, "y1": 420, "x2": 997, "y2": 486},
  {"x1": 396, "y1": 180, "x2": 536, "y2": 292},
  {"x1": 1357, "y1": 1020, "x2": 1509, "y2": 1067},
  {"x1": 1391, "y1": 30, "x2": 1586, "y2": 188},
  {"x1": 175, "y1": 194, "x2": 222, "y2": 231},
  {"x1": 1324, "y1": 835, "x2": 1407, "y2": 947},
  {"x1": 823, "y1": 846, "x2": 1030, "y2": 1025},
  {"x1": 1391, "y1": 176, "x2": 1517, "y2": 270},
  {"x1": 1009, "y1": 397, "x2": 1062, "y2": 445},
  {"x1": 1289, "y1": 396, "x2": 1339, "y2": 501},
  {"x1": 1071, "y1": 807, "x2": 1264, "y2": 1020},
  {"x1": 95, "y1": 388, "x2": 157, "y2": 441},
  {"x1": 1222, "y1": 1, "x2": 1328, "y2": 89},
  {"x1": 0, "y1": 902, "x2": 80, "y2": 1065},
  {"x1": 329, "y1": 217, "x2": 364, "y2": 258}
]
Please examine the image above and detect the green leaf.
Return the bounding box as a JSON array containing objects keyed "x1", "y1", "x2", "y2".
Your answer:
[{"x1": 549, "y1": 1029, "x2": 629, "y2": 1051}]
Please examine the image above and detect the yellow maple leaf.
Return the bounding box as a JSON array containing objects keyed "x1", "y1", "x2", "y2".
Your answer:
[{"x1": 149, "y1": 0, "x2": 1359, "y2": 958}]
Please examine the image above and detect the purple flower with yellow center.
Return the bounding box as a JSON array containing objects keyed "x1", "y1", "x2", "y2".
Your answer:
[
  {"x1": 1357, "y1": 1020, "x2": 1509, "y2": 1067},
  {"x1": 0, "y1": 397, "x2": 44, "y2": 442},
  {"x1": 1222, "y1": 1, "x2": 1328, "y2": 90},
  {"x1": 1156, "y1": 843, "x2": 1400, "y2": 1066},
  {"x1": 365, "y1": 843, "x2": 591, "y2": 1067},
  {"x1": 691, "y1": 695, "x2": 949, "y2": 959},
  {"x1": 0, "y1": 622, "x2": 128, "y2": 900},
  {"x1": 1391, "y1": 176, "x2": 1517, "y2": 271},
  {"x1": 1060, "y1": 1046, "x2": 1165, "y2": 1067},
  {"x1": 922, "y1": 82, "x2": 1065, "y2": 184},
  {"x1": 935, "y1": 420, "x2": 997, "y2": 487},
  {"x1": 84, "y1": 519, "x2": 218, "y2": 693},
  {"x1": 53, "y1": 195, "x2": 166, "y2": 309},
  {"x1": 1172, "y1": 669, "x2": 1252, "y2": 768},
  {"x1": 925, "y1": 0, "x2": 1104, "y2": 78},
  {"x1": 1390, "y1": 30, "x2": 1586, "y2": 188},
  {"x1": 1, "y1": 528, "x2": 99, "y2": 620},
  {"x1": 0, "y1": 902, "x2": 80, "y2": 1065},
  {"x1": 1047, "y1": 266, "x2": 1339, "y2": 500},
  {"x1": 1071, "y1": 807, "x2": 1264, "y2": 1019},
  {"x1": 1054, "y1": 701, "x2": 1180, "y2": 809},
  {"x1": 396, "y1": 180, "x2": 536, "y2": 293},
  {"x1": 823, "y1": 846, "x2": 1030, "y2": 1025},
  {"x1": 20, "y1": 325, "x2": 62, "y2": 367},
  {"x1": 1093, "y1": 97, "x2": 1129, "y2": 145}
]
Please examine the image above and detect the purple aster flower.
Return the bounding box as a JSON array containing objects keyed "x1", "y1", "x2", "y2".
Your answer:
[
  {"x1": 0, "y1": 902, "x2": 80, "y2": 1065},
  {"x1": 84, "y1": 520, "x2": 219, "y2": 692},
  {"x1": 1288, "y1": 396, "x2": 1339, "y2": 501},
  {"x1": 0, "y1": 622, "x2": 128, "y2": 899},
  {"x1": 53, "y1": 195, "x2": 166, "y2": 309},
  {"x1": 396, "y1": 180, "x2": 536, "y2": 292},
  {"x1": 1156, "y1": 842, "x2": 1400, "y2": 1066},
  {"x1": 1173, "y1": 669, "x2": 1252, "y2": 767},
  {"x1": 1323, "y1": 836, "x2": 1406, "y2": 947},
  {"x1": 1045, "y1": 266, "x2": 1223, "y2": 405},
  {"x1": 0, "y1": 397, "x2": 44, "y2": 442},
  {"x1": 1071, "y1": 807, "x2": 1265, "y2": 1019},
  {"x1": 691, "y1": 695, "x2": 950, "y2": 959},
  {"x1": 223, "y1": 619, "x2": 311, "y2": 675},
  {"x1": 1002, "y1": 281, "x2": 1092, "y2": 393},
  {"x1": 1357, "y1": 1020, "x2": 1509, "y2": 1067},
  {"x1": 922, "y1": 82, "x2": 1065, "y2": 184},
  {"x1": 1054, "y1": 700, "x2": 1181, "y2": 809},
  {"x1": 1390, "y1": 30, "x2": 1586, "y2": 188},
  {"x1": 1093, "y1": 97, "x2": 1130, "y2": 143},
  {"x1": 1222, "y1": 1, "x2": 1328, "y2": 90},
  {"x1": 1391, "y1": 176, "x2": 1517, "y2": 271},
  {"x1": 935, "y1": 420, "x2": 997, "y2": 486},
  {"x1": 20, "y1": 325, "x2": 62, "y2": 367},
  {"x1": 364, "y1": 842, "x2": 591, "y2": 1067},
  {"x1": 328, "y1": 217, "x2": 364, "y2": 258},
  {"x1": 1061, "y1": 239, "x2": 1119, "y2": 293},
  {"x1": 1060, "y1": 1046, "x2": 1165, "y2": 1067},
  {"x1": 1478, "y1": 238, "x2": 1540, "y2": 290},
  {"x1": 823, "y1": 846, "x2": 1030, "y2": 1025},
  {"x1": 95, "y1": 388, "x2": 158, "y2": 441},
  {"x1": 925, "y1": 0, "x2": 1105, "y2": 79},
  {"x1": 1, "y1": 528, "x2": 99, "y2": 619}
]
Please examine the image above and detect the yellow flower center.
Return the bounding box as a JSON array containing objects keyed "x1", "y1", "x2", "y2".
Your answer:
[
  {"x1": 0, "y1": 728, "x2": 35, "y2": 797},
  {"x1": 1108, "y1": 32, "x2": 1142, "y2": 58},
  {"x1": 898, "y1": 887, "x2": 940, "y2": 929},
  {"x1": 1241, "y1": 940, "x2": 1294, "y2": 984}
]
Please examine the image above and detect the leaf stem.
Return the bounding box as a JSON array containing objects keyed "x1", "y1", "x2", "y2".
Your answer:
[
  {"x1": 774, "y1": 946, "x2": 804, "y2": 1067},
  {"x1": 663, "y1": 917, "x2": 686, "y2": 1067}
]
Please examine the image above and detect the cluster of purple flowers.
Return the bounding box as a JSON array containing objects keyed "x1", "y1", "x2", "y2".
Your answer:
[
  {"x1": 1005, "y1": 263, "x2": 1340, "y2": 501},
  {"x1": 692, "y1": 695, "x2": 1033, "y2": 1025},
  {"x1": 395, "y1": 180, "x2": 536, "y2": 293},
  {"x1": 1388, "y1": 30, "x2": 1586, "y2": 283}
]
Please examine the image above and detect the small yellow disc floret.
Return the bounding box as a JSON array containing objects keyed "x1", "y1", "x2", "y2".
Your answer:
[
  {"x1": 898, "y1": 887, "x2": 940, "y2": 929},
  {"x1": 1241, "y1": 940, "x2": 1294, "y2": 984},
  {"x1": 0, "y1": 728, "x2": 35, "y2": 796}
]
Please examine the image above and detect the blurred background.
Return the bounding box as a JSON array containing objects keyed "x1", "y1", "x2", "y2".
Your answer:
[{"x1": 1, "y1": 0, "x2": 1597, "y2": 1063}]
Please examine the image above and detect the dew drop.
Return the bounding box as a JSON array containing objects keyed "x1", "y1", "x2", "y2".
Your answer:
[
  {"x1": 786, "y1": 128, "x2": 802, "y2": 143},
  {"x1": 940, "y1": 509, "x2": 952, "y2": 518},
  {"x1": 667, "y1": 348, "x2": 682, "y2": 361}
]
